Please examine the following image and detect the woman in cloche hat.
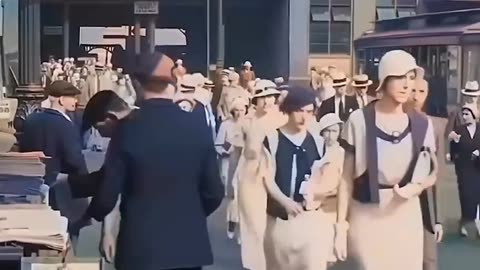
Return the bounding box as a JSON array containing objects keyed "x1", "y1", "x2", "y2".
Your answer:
[
  {"x1": 214, "y1": 96, "x2": 249, "y2": 243},
  {"x1": 235, "y1": 79, "x2": 285, "y2": 270},
  {"x1": 336, "y1": 50, "x2": 438, "y2": 270}
]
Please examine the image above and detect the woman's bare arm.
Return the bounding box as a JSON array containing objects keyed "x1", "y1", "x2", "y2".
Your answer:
[{"x1": 337, "y1": 152, "x2": 354, "y2": 224}]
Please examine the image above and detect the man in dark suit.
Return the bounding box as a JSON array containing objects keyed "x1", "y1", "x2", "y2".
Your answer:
[
  {"x1": 19, "y1": 80, "x2": 90, "y2": 249},
  {"x1": 90, "y1": 52, "x2": 224, "y2": 270},
  {"x1": 316, "y1": 71, "x2": 358, "y2": 122},
  {"x1": 351, "y1": 74, "x2": 375, "y2": 109}
]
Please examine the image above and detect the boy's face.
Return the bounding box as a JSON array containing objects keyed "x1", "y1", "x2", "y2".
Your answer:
[{"x1": 289, "y1": 104, "x2": 315, "y2": 128}]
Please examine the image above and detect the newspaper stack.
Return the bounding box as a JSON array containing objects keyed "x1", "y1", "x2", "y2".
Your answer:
[
  {"x1": 0, "y1": 208, "x2": 68, "y2": 251},
  {"x1": 0, "y1": 152, "x2": 46, "y2": 177},
  {"x1": 0, "y1": 152, "x2": 69, "y2": 251}
]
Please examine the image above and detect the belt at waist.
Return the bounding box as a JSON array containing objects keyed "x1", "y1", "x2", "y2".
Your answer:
[{"x1": 378, "y1": 183, "x2": 408, "y2": 189}]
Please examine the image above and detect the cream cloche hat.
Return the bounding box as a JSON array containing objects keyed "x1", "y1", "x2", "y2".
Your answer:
[
  {"x1": 318, "y1": 113, "x2": 343, "y2": 134},
  {"x1": 462, "y1": 103, "x2": 479, "y2": 119},
  {"x1": 376, "y1": 50, "x2": 424, "y2": 92},
  {"x1": 252, "y1": 79, "x2": 280, "y2": 99}
]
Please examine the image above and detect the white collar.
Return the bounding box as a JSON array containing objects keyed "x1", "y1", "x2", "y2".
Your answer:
[{"x1": 52, "y1": 108, "x2": 72, "y2": 122}]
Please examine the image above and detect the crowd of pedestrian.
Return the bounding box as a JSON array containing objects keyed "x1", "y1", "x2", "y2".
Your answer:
[{"x1": 1, "y1": 48, "x2": 479, "y2": 270}]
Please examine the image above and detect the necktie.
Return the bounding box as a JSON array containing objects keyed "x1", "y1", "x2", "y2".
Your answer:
[
  {"x1": 339, "y1": 98, "x2": 345, "y2": 119},
  {"x1": 361, "y1": 96, "x2": 365, "y2": 108}
]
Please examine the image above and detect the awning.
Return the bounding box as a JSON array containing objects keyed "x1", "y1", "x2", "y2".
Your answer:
[{"x1": 355, "y1": 22, "x2": 480, "y2": 49}]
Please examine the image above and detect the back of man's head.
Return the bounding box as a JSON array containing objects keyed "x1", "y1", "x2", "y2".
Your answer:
[{"x1": 133, "y1": 52, "x2": 175, "y2": 94}]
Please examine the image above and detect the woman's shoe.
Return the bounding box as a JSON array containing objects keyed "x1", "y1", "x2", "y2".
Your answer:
[{"x1": 460, "y1": 225, "x2": 469, "y2": 237}]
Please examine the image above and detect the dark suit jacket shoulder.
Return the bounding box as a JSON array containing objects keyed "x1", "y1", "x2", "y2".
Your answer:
[
  {"x1": 19, "y1": 109, "x2": 87, "y2": 185},
  {"x1": 90, "y1": 98, "x2": 223, "y2": 270}
]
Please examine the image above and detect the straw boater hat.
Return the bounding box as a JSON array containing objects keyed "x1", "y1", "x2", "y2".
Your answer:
[
  {"x1": 178, "y1": 74, "x2": 198, "y2": 93},
  {"x1": 203, "y1": 79, "x2": 215, "y2": 89},
  {"x1": 330, "y1": 71, "x2": 349, "y2": 87},
  {"x1": 461, "y1": 81, "x2": 480, "y2": 96},
  {"x1": 351, "y1": 74, "x2": 373, "y2": 88},
  {"x1": 318, "y1": 113, "x2": 343, "y2": 134},
  {"x1": 191, "y1": 73, "x2": 206, "y2": 87},
  {"x1": 376, "y1": 50, "x2": 424, "y2": 92}
]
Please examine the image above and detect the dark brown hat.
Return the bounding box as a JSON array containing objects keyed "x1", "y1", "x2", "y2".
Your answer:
[
  {"x1": 46, "y1": 80, "x2": 81, "y2": 97},
  {"x1": 133, "y1": 52, "x2": 175, "y2": 84}
]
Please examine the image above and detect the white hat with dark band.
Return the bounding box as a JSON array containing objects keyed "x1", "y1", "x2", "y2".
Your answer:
[
  {"x1": 351, "y1": 74, "x2": 373, "y2": 88},
  {"x1": 461, "y1": 81, "x2": 480, "y2": 96},
  {"x1": 331, "y1": 71, "x2": 349, "y2": 87}
]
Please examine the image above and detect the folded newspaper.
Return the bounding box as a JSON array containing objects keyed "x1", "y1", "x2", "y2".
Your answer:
[
  {"x1": 0, "y1": 208, "x2": 68, "y2": 251},
  {"x1": 0, "y1": 152, "x2": 47, "y2": 177}
]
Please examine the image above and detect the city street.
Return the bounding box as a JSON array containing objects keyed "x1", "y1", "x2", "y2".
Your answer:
[{"x1": 79, "y1": 152, "x2": 480, "y2": 270}]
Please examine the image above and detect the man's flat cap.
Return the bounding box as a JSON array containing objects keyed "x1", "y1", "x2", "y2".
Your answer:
[
  {"x1": 133, "y1": 52, "x2": 175, "y2": 83},
  {"x1": 46, "y1": 80, "x2": 81, "y2": 97}
]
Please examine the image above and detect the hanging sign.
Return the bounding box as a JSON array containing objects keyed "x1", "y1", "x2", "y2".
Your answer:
[{"x1": 134, "y1": 1, "x2": 159, "y2": 15}]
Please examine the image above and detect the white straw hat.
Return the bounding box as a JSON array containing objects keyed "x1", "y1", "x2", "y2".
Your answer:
[
  {"x1": 252, "y1": 79, "x2": 281, "y2": 99},
  {"x1": 351, "y1": 74, "x2": 373, "y2": 88},
  {"x1": 461, "y1": 81, "x2": 480, "y2": 96},
  {"x1": 330, "y1": 71, "x2": 349, "y2": 87},
  {"x1": 376, "y1": 50, "x2": 424, "y2": 92},
  {"x1": 318, "y1": 113, "x2": 343, "y2": 133},
  {"x1": 191, "y1": 73, "x2": 206, "y2": 87},
  {"x1": 179, "y1": 74, "x2": 198, "y2": 92}
]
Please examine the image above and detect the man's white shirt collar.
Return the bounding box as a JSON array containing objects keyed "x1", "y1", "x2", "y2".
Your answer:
[{"x1": 52, "y1": 108, "x2": 72, "y2": 122}]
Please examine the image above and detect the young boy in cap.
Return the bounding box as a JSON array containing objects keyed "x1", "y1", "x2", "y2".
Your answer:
[
  {"x1": 93, "y1": 51, "x2": 223, "y2": 270},
  {"x1": 19, "y1": 80, "x2": 89, "y2": 250}
]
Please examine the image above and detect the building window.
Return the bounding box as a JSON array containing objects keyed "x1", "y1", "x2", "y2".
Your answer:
[
  {"x1": 311, "y1": 6, "x2": 330, "y2": 21},
  {"x1": 309, "y1": 0, "x2": 351, "y2": 55},
  {"x1": 376, "y1": 0, "x2": 417, "y2": 20},
  {"x1": 397, "y1": 8, "x2": 416, "y2": 18},
  {"x1": 377, "y1": 8, "x2": 396, "y2": 20},
  {"x1": 396, "y1": 0, "x2": 417, "y2": 7},
  {"x1": 376, "y1": 0, "x2": 395, "y2": 7}
]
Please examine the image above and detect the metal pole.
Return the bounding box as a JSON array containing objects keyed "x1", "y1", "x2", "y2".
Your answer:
[
  {"x1": 134, "y1": 16, "x2": 141, "y2": 55},
  {"x1": 216, "y1": 0, "x2": 224, "y2": 69},
  {"x1": 63, "y1": 3, "x2": 70, "y2": 58},
  {"x1": 206, "y1": 0, "x2": 210, "y2": 78},
  {"x1": 148, "y1": 16, "x2": 155, "y2": 53}
]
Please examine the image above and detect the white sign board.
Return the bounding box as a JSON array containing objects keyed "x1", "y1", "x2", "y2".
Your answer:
[
  {"x1": 0, "y1": 100, "x2": 11, "y2": 120},
  {"x1": 134, "y1": 1, "x2": 159, "y2": 15}
]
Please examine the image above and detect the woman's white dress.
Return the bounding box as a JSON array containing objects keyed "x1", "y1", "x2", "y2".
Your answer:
[{"x1": 342, "y1": 109, "x2": 436, "y2": 270}]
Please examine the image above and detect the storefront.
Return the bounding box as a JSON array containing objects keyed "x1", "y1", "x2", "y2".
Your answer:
[{"x1": 354, "y1": 8, "x2": 480, "y2": 118}]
